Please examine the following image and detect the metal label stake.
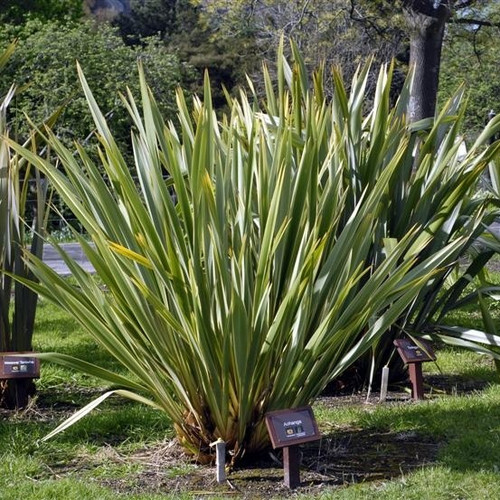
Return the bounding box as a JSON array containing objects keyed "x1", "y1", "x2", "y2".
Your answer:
[{"x1": 210, "y1": 438, "x2": 226, "y2": 484}]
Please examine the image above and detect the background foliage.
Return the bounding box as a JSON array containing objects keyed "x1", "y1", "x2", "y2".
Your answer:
[
  {"x1": 113, "y1": 0, "x2": 257, "y2": 109},
  {"x1": 0, "y1": 0, "x2": 83, "y2": 23},
  {"x1": 2, "y1": 1, "x2": 500, "y2": 140},
  {"x1": 440, "y1": 16, "x2": 500, "y2": 137},
  {"x1": 0, "y1": 19, "x2": 188, "y2": 150}
]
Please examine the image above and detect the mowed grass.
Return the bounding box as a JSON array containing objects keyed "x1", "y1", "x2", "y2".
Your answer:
[
  {"x1": 1, "y1": 299, "x2": 177, "y2": 499},
  {"x1": 312, "y1": 387, "x2": 500, "y2": 499},
  {"x1": 1, "y1": 298, "x2": 500, "y2": 499}
]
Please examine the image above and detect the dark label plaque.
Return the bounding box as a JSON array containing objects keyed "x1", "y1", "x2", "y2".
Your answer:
[
  {"x1": 394, "y1": 338, "x2": 436, "y2": 364},
  {"x1": 265, "y1": 406, "x2": 320, "y2": 449},
  {"x1": 0, "y1": 354, "x2": 40, "y2": 379}
]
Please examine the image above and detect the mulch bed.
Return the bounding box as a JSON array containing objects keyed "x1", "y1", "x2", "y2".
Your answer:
[{"x1": 102, "y1": 424, "x2": 440, "y2": 499}]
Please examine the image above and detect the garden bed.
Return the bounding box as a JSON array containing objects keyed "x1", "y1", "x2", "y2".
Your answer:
[{"x1": 0, "y1": 382, "x2": 473, "y2": 499}]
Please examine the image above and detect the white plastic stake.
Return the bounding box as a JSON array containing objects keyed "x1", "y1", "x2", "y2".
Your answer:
[
  {"x1": 379, "y1": 366, "x2": 389, "y2": 403},
  {"x1": 210, "y1": 438, "x2": 226, "y2": 483}
]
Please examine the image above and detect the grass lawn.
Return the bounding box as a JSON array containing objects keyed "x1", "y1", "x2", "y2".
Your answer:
[{"x1": 1, "y1": 298, "x2": 500, "y2": 499}]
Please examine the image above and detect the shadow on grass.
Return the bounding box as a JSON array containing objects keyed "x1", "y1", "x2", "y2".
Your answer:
[
  {"x1": 425, "y1": 373, "x2": 495, "y2": 395},
  {"x1": 234, "y1": 426, "x2": 440, "y2": 486},
  {"x1": 356, "y1": 392, "x2": 500, "y2": 473},
  {"x1": 229, "y1": 394, "x2": 499, "y2": 495},
  {"x1": 1, "y1": 392, "x2": 499, "y2": 498}
]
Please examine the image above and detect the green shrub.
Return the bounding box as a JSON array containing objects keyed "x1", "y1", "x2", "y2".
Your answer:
[
  {"x1": 0, "y1": 18, "x2": 189, "y2": 151},
  {"x1": 10, "y1": 41, "x2": 500, "y2": 462}
]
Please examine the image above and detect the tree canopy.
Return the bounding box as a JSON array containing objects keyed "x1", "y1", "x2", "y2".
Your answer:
[
  {"x1": 0, "y1": 0, "x2": 83, "y2": 23},
  {"x1": 2, "y1": 0, "x2": 500, "y2": 128}
]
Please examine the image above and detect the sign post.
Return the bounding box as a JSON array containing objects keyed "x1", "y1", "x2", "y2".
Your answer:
[
  {"x1": 393, "y1": 339, "x2": 436, "y2": 400},
  {"x1": 283, "y1": 445, "x2": 301, "y2": 489},
  {"x1": 265, "y1": 406, "x2": 321, "y2": 489}
]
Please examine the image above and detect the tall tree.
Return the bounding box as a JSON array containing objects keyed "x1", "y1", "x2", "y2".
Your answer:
[
  {"x1": 401, "y1": 1, "x2": 450, "y2": 121},
  {"x1": 196, "y1": 1, "x2": 499, "y2": 121},
  {"x1": 439, "y1": 2, "x2": 500, "y2": 135},
  {"x1": 399, "y1": 1, "x2": 499, "y2": 121}
]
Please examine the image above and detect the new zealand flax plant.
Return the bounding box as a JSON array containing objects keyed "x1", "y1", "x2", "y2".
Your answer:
[
  {"x1": 8, "y1": 41, "x2": 500, "y2": 461},
  {"x1": 0, "y1": 41, "x2": 56, "y2": 408},
  {"x1": 326, "y1": 52, "x2": 500, "y2": 386}
]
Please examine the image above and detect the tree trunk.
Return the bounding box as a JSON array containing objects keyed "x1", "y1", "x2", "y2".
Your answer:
[{"x1": 405, "y1": 3, "x2": 451, "y2": 122}]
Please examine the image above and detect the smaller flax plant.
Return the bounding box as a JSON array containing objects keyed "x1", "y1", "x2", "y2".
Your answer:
[{"x1": 1, "y1": 41, "x2": 54, "y2": 409}]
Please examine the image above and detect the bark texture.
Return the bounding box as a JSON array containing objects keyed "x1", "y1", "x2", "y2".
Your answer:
[{"x1": 404, "y1": 1, "x2": 451, "y2": 122}]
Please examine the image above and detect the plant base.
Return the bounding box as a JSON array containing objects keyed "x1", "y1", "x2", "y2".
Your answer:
[{"x1": 0, "y1": 378, "x2": 36, "y2": 409}]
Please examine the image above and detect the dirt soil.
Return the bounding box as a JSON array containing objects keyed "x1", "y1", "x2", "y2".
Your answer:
[{"x1": 108, "y1": 421, "x2": 440, "y2": 499}]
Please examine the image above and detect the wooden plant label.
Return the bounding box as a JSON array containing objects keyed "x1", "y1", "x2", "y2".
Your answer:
[
  {"x1": 265, "y1": 406, "x2": 320, "y2": 449},
  {"x1": 393, "y1": 339, "x2": 436, "y2": 400},
  {"x1": 265, "y1": 406, "x2": 321, "y2": 489},
  {"x1": 0, "y1": 353, "x2": 40, "y2": 379},
  {"x1": 393, "y1": 338, "x2": 436, "y2": 364}
]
